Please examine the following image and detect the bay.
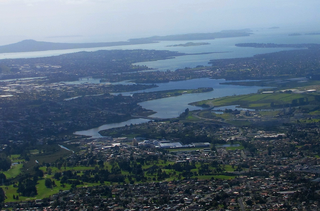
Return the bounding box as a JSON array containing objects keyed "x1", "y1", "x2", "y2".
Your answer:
[
  {"x1": 76, "y1": 78, "x2": 265, "y2": 137},
  {"x1": 1, "y1": 30, "x2": 319, "y2": 72},
  {"x1": 136, "y1": 78, "x2": 264, "y2": 118}
]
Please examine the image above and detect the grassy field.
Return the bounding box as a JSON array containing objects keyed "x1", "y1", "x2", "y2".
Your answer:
[
  {"x1": 3, "y1": 179, "x2": 72, "y2": 203},
  {"x1": 1, "y1": 148, "x2": 241, "y2": 203},
  {"x1": 3, "y1": 164, "x2": 23, "y2": 179},
  {"x1": 36, "y1": 179, "x2": 71, "y2": 200},
  {"x1": 2, "y1": 159, "x2": 241, "y2": 202},
  {"x1": 1, "y1": 155, "x2": 25, "y2": 179},
  {"x1": 39, "y1": 166, "x2": 96, "y2": 174},
  {"x1": 186, "y1": 114, "x2": 200, "y2": 121},
  {"x1": 194, "y1": 93, "x2": 315, "y2": 109},
  {"x1": 192, "y1": 110, "x2": 232, "y2": 121},
  {"x1": 226, "y1": 145, "x2": 245, "y2": 150},
  {"x1": 9, "y1": 155, "x2": 24, "y2": 163}
]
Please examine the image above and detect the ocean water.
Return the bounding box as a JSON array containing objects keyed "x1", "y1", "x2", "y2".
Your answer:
[{"x1": 1, "y1": 30, "x2": 320, "y2": 71}]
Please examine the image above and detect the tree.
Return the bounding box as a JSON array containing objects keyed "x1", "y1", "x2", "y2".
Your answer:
[
  {"x1": 0, "y1": 173, "x2": 6, "y2": 185},
  {"x1": 45, "y1": 178, "x2": 52, "y2": 188},
  {"x1": 0, "y1": 157, "x2": 11, "y2": 171},
  {"x1": 0, "y1": 188, "x2": 5, "y2": 203},
  {"x1": 54, "y1": 172, "x2": 61, "y2": 180},
  {"x1": 211, "y1": 145, "x2": 217, "y2": 152},
  {"x1": 17, "y1": 179, "x2": 37, "y2": 197}
]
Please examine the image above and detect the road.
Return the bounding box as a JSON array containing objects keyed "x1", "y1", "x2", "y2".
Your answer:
[{"x1": 238, "y1": 197, "x2": 246, "y2": 211}]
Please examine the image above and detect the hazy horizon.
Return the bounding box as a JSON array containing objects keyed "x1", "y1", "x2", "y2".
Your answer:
[{"x1": 1, "y1": 0, "x2": 320, "y2": 45}]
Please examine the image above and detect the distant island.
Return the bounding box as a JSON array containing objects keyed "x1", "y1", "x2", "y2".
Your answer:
[
  {"x1": 306, "y1": 32, "x2": 320, "y2": 36},
  {"x1": 0, "y1": 39, "x2": 153, "y2": 54},
  {"x1": 288, "y1": 33, "x2": 320, "y2": 36},
  {"x1": 167, "y1": 42, "x2": 210, "y2": 47},
  {"x1": 288, "y1": 33, "x2": 302, "y2": 36},
  {"x1": 0, "y1": 29, "x2": 252, "y2": 54},
  {"x1": 235, "y1": 43, "x2": 320, "y2": 48},
  {"x1": 129, "y1": 29, "x2": 252, "y2": 42}
]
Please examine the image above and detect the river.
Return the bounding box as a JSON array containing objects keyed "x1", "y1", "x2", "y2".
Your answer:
[{"x1": 74, "y1": 118, "x2": 151, "y2": 138}]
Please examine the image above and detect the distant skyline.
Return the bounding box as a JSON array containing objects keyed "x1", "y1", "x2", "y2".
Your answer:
[{"x1": 1, "y1": 0, "x2": 320, "y2": 45}]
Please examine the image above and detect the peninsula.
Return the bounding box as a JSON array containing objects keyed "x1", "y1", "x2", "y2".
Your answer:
[
  {"x1": 235, "y1": 43, "x2": 318, "y2": 48},
  {"x1": 167, "y1": 42, "x2": 210, "y2": 47},
  {"x1": 0, "y1": 29, "x2": 252, "y2": 54}
]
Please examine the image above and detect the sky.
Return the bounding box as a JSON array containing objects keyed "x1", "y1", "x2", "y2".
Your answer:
[{"x1": 0, "y1": 0, "x2": 320, "y2": 45}]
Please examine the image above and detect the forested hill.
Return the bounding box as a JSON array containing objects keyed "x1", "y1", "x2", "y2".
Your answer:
[{"x1": 0, "y1": 39, "x2": 153, "y2": 54}]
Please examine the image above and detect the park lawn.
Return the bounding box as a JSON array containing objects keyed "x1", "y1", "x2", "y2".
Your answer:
[
  {"x1": 212, "y1": 175, "x2": 236, "y2": 180},
  {"x1": 186, "y1": 114, "x2": 200, "y2": 121},
  {"x1": 10, "y1": 155, "x2": 20, "y2": 160},
  {"x1": 195, "y1": 93, "x2": 313, "y2": 109},
  {"x1": 3, "y1": 179, "x2": 69, "y2": 203},
  {"x1": 248, "y1": 103, "x2": 269, "y2": 108},
  {"x1": 141, "y1": 163, "x2": 154, "y2": 169},
  {"x1": 194, "y1": 163, "x2": 202, "y2": 169},
  {"x1": 105, "y1": 163, "x2": 112, "y2": 171},
  {"x1": 224, "y1": 165, "x2": 235, "y2": 171},
  {"x1": 309, "y1": 110, "x2": 320, "y2": 115},
  {"x1": 198, "y1": 111, "x2": 216, "y2": 119},
  {"x1": 36, "y1": 179, "x2": 71, "y2": 200},
  {"x1": 226, "y1": 145, "x2": 245, "y2": 150},
  {"x1": 190, "y1": 169, "x2": 198, "y2": 174},
  {"x1": 302, "y1": 118, "x2": 320, "y2": 123},
  {"x1": 70, "y1": 166, "x2": 96, "y2": 171},
  {"x1": 78, "y1": 182, "x2": 102, "y2": 188},
  {"x1": 9, "y1": 155, "x2": 25, "y2": 163},
  {"x1": 162, "y1": 169, "x2": 175, "y2": 174},
  {"x1": 121, "y1": 171, "x2": 130, "y2": 176},
  {"x1": 164, "y1": 177, "x2": 177, "y2": 182},
  {"x1": 2, "y1": 185, "x2": 30, "y2": 203},
  {"x1": 159, "y1": 161, "x2": 175, "y2": 167},
  {"x1": 142, "y1": 161, "x2": 174, "y2": 169},
  {"x1": 3, "y1": 164, "x2": 23, "y2": 179},
  {"x1": 40, "y1": 166, "x2": 96, "y2": 174},
  {"x1": 215, "y1": 113, "x2": 233, "y2": 120}
]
